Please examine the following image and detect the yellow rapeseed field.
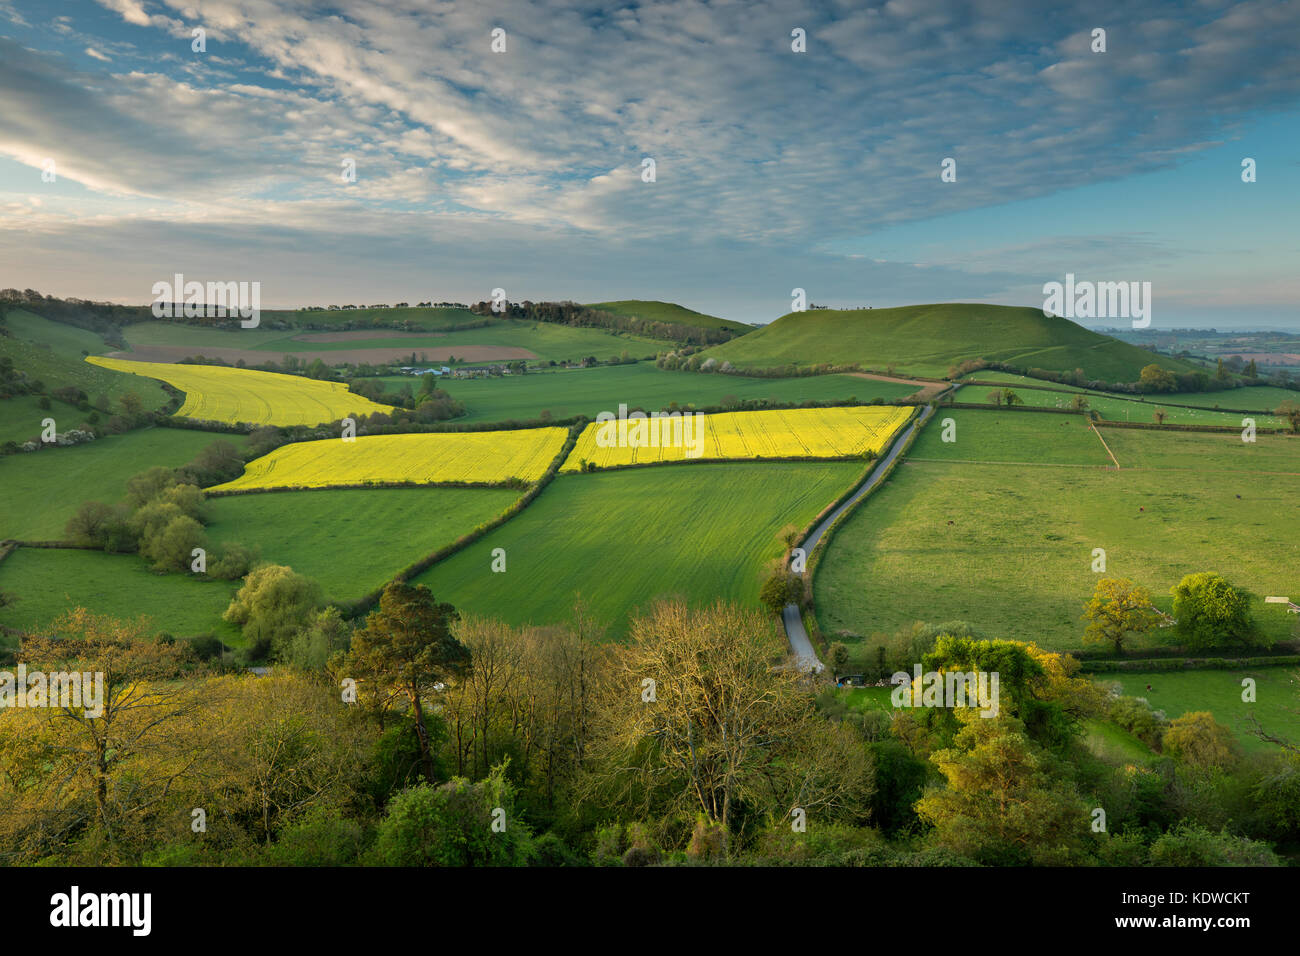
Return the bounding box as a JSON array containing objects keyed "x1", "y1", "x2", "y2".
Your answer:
[
  {"x1": 86, "y1": 355, "x2": 392, "y2": 427},
  {"x1": 212, "y1": 428, "x2": 569, "y2": 490},
  {"x1": 559, "y1": 405, "x2": 912, "y2": 472}
]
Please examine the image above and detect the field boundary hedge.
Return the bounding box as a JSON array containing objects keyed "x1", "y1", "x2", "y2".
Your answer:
[
  {"x1": 1082, "y1": 655, "x2": 1300, "y2": 673},
  {"x1": 795, "y1": 406, "x2": 932, "y2": 654},
  {"x1": 787, "y1": 408, "x2": 921, "y2": 553},
  {"x1": 1093, "y1": 419, "x2": 1292, "y2": 435},
  {"x1": 940, "y1": 401, "x2": 1081, "y2": 415},
  {"x1": 337, "y1": 421, "x2": 586, "y2": 619},
  {"x1": 205, "y1": 477, "x2": 533, "y2": 497},
  {"x1": 567, "y1": 451, "x2": 885, "y2": 477}
]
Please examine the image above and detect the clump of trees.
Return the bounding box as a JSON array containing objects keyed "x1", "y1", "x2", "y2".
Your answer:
[
  {"x1": 3, "y1": 592, "x2": 1296, "y2": 869},
  {"x1": 64, "y1": 450, "x2": 257, "y2": 578}
]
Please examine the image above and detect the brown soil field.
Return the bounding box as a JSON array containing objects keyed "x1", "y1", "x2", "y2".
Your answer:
[
  {"x1": 289, "y1": 330, "x2": 447, "y2": 343},
  {"x1": 111, "y1": 345, "x2": 537, "y2": 365}
]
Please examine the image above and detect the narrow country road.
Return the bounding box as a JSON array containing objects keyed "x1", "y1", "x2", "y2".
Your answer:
[{"x1": 783, "y1": 404, "x2": 938, "y2": 672}]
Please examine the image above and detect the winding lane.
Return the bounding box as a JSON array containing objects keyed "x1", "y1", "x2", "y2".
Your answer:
[{"x1": 783, "y1": 403, "x2": 939, "y2": 672}]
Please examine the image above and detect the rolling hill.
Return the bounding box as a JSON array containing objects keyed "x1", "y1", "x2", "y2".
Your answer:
[
  {"x1": 584, "y1": 300, "x2": 750, "y2": 334},
  {"x1": 701, "y1": 303, "x2": 1200, "y2": 381}
]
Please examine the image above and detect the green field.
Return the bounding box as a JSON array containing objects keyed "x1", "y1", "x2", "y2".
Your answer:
[
  {"x1": 959, "y1": 371, "x2": 1087, "y2": 392},
  {"x1": 1103, "y1": 669, "x2": 1300, "y2": 756},
  {"x1": 584, "y1": 300, "x2": 749, "y2": 333},
  {"x1": 1164, "y1": 386, "x2": 1300, "y2": 413},
  {"x1": 0, "y1": 394, "x2": 85, "y2": 445},
  {"x1": 952, "y1": 385, "x2": 1286, "y2": 427},
  {"x1": 263, "y1": 305, "x2": 482, "y2": 329},
  {"x1": 0, "y1": 309, "x2": 171, "y2": 410},
  {"x1": 0, "y1": 547, "x2": 240, "y2": 645},
  {"x1": 0, "y1": 427, "x2": 247, "y2": 540},
  {"x1": 816, "y1": 413, "x2": 1300, "y2": 652},
  {"x1": 911, "y1": 408, "x2": 1114, "y2": 466},
  {"x1": 122, "y1": 317, "x2": 668, "y2": 364},
  {"x1": 205, "y1": 487, "x2": 522, "y2": 603},
  {"x1": 415, "y1": 461, "x2": 863, "y2": 636},
  {"x1": 702, "y1": 303, "x2": 1200, "y2": 380},
  {"x1": 379, "y1": 364, "x2": 916, "y2": 424},
  {"x1": 1081, "y1": 718, "x2": 1158, "y2": 764}
]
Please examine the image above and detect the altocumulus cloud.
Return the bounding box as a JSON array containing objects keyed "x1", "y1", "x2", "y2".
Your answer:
[{"x1": 0, "y1": 0, "x2": 1295, "y2": 320}]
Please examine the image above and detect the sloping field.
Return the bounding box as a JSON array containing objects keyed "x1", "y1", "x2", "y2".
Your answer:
[
  {"x1": 121, "y1": 317, "x2": 666, "y2": 365},
  {"x1": 0, "y1": 428, "x2": 247, "y2": 540},
  {"x1": 1165, "y1": 386, "x2": 1300, "y2": 412},
  {"x1": 1106, "y1": 670, "x2": 1299, "y2": 756},
  {"x1": 559, "y1": 405, "x2": 912, "y2": 472},
  {"x1": 205, "y1": 487, "x2": 523, "y2": 603},
  {"x1": 109, "y1": 344, "x2": 537, "y2": 365},
  {"x1": 86, "y1": 355, "x2": 393, "y2": 426},
  {"x1": 0, "y1": 548, "x2": 240, "y2": 645},
  {"x1": 0, "y1": 309, "x2": 171, "y2": 410},
  {"x1": 377, "y1": 363, "x2": 913, "y2": 425},
  {"x1": 416, "y1": 462, "x2": 862, "y2": 636},
  {"x1": 584, "y1": 299, "x2": 749, "y2": 333},
  {"x1": 213, "y1": 428, "x2": 569, "y2": 491},
  {"x1": 816, "y1": 415, "x2": 1300, "y2": 653},
  {"x1": 951, "y1": 385, "x2": 1286, "y2": 426},
  {"x1": 702, "y1": 303, "x2": 1199, "y2": 380}
]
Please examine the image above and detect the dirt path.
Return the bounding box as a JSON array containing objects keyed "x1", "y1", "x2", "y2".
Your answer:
[
  {"x1": 1090, "y1": 423, "x2": 1121, "y2": 469},
  {"x1": 849, "y1": 372, "x2": 951, "y2": 402}
]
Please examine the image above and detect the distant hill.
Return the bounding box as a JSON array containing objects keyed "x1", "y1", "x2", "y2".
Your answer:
[
  {"x1": 701, "y1": 303, "x2": 1200, "y2": 382},
  {"x1": 265, "y1": 306, "x2": 484, "y2": 331},
  {"x1": 584, "y1": 300, "x2": 750, "y2": 334}
]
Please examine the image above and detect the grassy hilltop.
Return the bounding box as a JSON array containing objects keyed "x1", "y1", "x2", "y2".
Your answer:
[
  {"x1": 584, "y1": 300, "x2": 750, "y2": 334},
  {"x1": 701, "y1": 303, "x2": 1201, "y2": 380}
]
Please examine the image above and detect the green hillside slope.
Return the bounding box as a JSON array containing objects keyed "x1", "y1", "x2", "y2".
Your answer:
[
  {"x1": 702, "y1": 303, "x2": 1198, "y2": 381},
  {"x1": 585, "y1": 300, "x2": 749, "y2": 334}
]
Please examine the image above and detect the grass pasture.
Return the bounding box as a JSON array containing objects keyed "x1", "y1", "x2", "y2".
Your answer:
[
  {"x1": 213, "y1": 427, "x2": 569, "y2": 490},
  {"x1": 584, "y1": 300, "x2": 748, "y2": 333},
  {"x1": 952, "y1": 385, "x2": 1287, "y2": 427},
  {"x1": 560, "y1": 406, "x2": 911, "y2": 473},
  {"x1": 1101, "y1": 669, "x2": 1300, "y2": 755},
  {"x1": 0, "y1": 309, "x2": 171, "y2": 411},
  {"x1": 0, "y1": 427, "x2": 248, "y2": 540},
  {"x1": 0, "y1": 547, "x2": 240, "y2": 645},
  {"x1": 86, "y1": 356, "x2": 394, "y2": 426},
  {"x1": 122, "y1": 317, "x2": 668, "y2": 366},
  {"x1": 415, "y1": 462, "x2": 863, "y2": 637},
  {"x1": 205, "y1": 487, "x2": 523, "y2": 603},
  {"x1": 377, "y1": 363, "x2": 915, "y2": 425},
  {"x1": 816, "y1": 412, "x2": 1300, "y2": 653},
  {"x1": 702, "y1": 303, "x2": 1198, "y2": 380},
  {"x1": 910, "y1": 408, "x2": 1114, "y2": 466}
]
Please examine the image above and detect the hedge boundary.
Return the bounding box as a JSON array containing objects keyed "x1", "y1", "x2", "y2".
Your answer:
[{"x1": 336, "y1": 421, "x2": 586, "y2": 619}]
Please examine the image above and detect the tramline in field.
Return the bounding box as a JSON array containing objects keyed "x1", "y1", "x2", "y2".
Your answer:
[
  {"x1": 559, "y1": 404, "x2": 912, "y2": 472},
  {"x1": 212, "y1": 428, "x2": 569, "y2": 490}
]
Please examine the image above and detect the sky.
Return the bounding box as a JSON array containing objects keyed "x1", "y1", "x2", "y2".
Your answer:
[{"x1": 0, "y1": 0, "x2": 1297, "y2": 328}]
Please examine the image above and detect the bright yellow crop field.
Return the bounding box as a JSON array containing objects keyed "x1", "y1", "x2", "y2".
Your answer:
[
  {"x1": 559, "y1": 405, "x2": 912, "y2": 472},
  {"x1": 86, "y1": 355, "x2": 392, "y2": 426},
  {"x1": 212, "y1": 428, "x2": 569, "y2": 490}
]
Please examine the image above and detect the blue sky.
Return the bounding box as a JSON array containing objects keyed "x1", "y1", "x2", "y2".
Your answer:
[{"x1": 0, "y1": 0, "x2": 1296, "y2": 328}]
